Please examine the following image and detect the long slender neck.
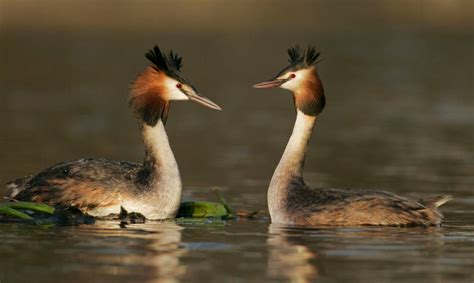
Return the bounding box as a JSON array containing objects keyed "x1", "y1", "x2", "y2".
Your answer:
[
  {"x1": 267, "y1": 70, "x2": 325, "y2": 223},
  {"x1": 274, "y1": 109, "x2": 317, "y2": 179},
  {"x1": 268, "y1": 108, "x2": 317, "y2": 220},
  {"x1": 135, "y1": 120, "x2": 182, "y2": 219},
  {"x1": 272, "y1": 70, "x2": 323, "y2": 179}
]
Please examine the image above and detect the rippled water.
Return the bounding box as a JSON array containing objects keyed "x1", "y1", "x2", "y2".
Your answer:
[
  {"x1": 1, "y1": 219, "x2": 473, "y2": 282},
  {"x1": 1, "y1": 1, "x2": 473, "y2": 282}
]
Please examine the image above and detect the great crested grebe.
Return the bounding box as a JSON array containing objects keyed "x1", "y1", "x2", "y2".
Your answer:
[
  {"x1": 5, "y1": 45, "x2": 221, "y2": 220},
  {"x1": 254, "y1": 45, "x2": 452, "y2": 226}
]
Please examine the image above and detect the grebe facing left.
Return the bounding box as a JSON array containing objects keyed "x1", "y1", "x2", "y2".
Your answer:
[
  {"x1": 5, "y1": 45, "x2": 221, "y2": 220},
  {"x1": 254, "y1": 45, "x2": 452, "y2": 226}
]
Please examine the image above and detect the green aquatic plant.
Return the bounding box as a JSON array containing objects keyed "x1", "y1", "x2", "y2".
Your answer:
[
  {"x1": 0, "y1": 201, "x2": 94, "y2": 225},
  {"x1": 213, "y1": 187, "x2": 237, "y2": 218},
  {"x1": 177, "y1": 201, "x2": 228, "y2": 218},
  {"x1": 0, "y1": 204, "x2": 33, "y2": 220},
  {"x1": 0, "y1": 201, "x2": 55, "y2": 220},
  {"x1": 0, "y1": 188, "x2": 237, "y2": 224},
  {"x1": 176, "y1": 188, "x2": 236, "y2": 219},
  {"x1": 7, "y1": 201, "x2": 55, "y2": 214}
]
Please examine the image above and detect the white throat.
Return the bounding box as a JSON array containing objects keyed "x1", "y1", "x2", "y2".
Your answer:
[
  {"x1": 268, "y1": 109, "x2": 317, "y2": 221},
  {"x1": 142, "y1": 121, "x2": 181, "y2": 180},
  {"x1": 273, "y1": 109, "x2": 317, "y2": 178},
  {"x1": 125, "y1": 120, "x2": 183, "y2": 219}
]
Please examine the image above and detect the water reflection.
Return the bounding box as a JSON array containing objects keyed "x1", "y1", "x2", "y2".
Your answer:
[
  {"x1": 267, "y1": 224, "x2": 318, "y2": 283},
  {"x1": 0, "y1": 222, "x2": 186, "y2": 283},
  {"x1": 266, "y1": 224, "x2": 457, "y2": 282},
  {"x1": 97, "y1": 222, "x2": 186, "y2": 283}
]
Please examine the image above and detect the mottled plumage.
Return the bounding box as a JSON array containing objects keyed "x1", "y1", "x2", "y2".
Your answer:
[
  {"x1": 278, "y1": 176, "x2": 451, "y2": 226},
  {"x1": 8, "y1": 159, "x2": 142, "y2": 213},
  {"x1": 6, "y1": 116, "x2": 183, "y2": 220}
]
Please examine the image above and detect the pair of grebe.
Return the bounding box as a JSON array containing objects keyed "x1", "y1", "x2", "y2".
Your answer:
[{"x1": 5, "y1": 45, "x2": 451, "y2": 226}]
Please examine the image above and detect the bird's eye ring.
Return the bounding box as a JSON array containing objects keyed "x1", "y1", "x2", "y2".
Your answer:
[
  {"x1": 289, "y1": 74, "x2": 296, "y2": 79},
  {"x1": 176, "y1": 83, "x2": 182, "y2": 88}
]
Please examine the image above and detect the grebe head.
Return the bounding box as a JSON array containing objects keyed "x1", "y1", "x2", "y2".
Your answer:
[
  {"x1": 253, "y1": 45, "x2": 325, "y2": 116},
  {"x1": 130, "y1": 45, "x2": 221, "y2": 126}
]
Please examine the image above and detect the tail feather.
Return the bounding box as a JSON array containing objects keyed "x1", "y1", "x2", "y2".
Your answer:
[{"x1": 422, "y1": 195, "x2": 453, "y2": 209}]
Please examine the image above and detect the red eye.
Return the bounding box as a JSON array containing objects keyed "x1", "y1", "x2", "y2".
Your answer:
[
  {"x1": 289, "y1": 74, "x2": 296, "y2": 78},
  {"x1": 176, "y1": 83, "x2": 182, "y2": 88}
]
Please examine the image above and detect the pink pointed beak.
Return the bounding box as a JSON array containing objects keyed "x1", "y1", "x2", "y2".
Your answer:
[{"x1": 253, "y1": 78, "x2": 288, "y2": 89}]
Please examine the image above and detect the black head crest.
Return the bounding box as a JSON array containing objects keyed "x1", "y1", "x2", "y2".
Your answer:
[
  {"x1": 145, "y1": 46, "x2": 169, "y2": 72},
  {"x1": 145, "y1": 45, "x2": 184, "y2": 74},
  {"x1": 280, "y1": 45, "x2": 325, "y2": 116},
  {"x1": 286, "y1": 45, "x2": 321, "y2": 68},
  {"x1": 167, "y1": 50, "x2": 183, "y2": 71},
  {"x1": 304, "y1": 46, "x2": 320, "y2": 66},
  {"x1": 274, "y1": 45, "x2": 322, "y2": 77},
  {"x1": 144, "y1": 45, "x2": 194, "y2": 90},
  {"x1": 287, "y1": 45, "x2": 303, "y2": 64}
]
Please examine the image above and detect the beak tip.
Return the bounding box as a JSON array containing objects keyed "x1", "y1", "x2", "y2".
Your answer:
[
  {"x1": 188, "y1": 92, "x2": 222, "y2": 111},
  {"x1": 253, "y1": 82, "x2": 268, "y2": 89}
]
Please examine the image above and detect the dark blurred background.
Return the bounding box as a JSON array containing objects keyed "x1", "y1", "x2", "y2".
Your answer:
[{"x1": 1, "y1": 0, "x2": 473, "y2": 210}]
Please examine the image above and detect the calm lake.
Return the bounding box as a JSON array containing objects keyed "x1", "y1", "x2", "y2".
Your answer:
[{"x1": 0, "y1": 1, "x2": 473, "y2": 282}]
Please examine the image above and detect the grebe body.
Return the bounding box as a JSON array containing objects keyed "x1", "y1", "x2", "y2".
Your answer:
[
  {"x1": 254, "y1": 46, "x2": 451, "y2": 226},
  {"x1": 6, "y1": 45, "x2": 221, "y2": 220}
]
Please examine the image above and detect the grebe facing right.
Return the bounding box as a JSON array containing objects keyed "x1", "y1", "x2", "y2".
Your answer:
[
  {"x1": 254, "y1": 45, "x2": 452, "y2": 226},
  {"x1": 5, "y1": 45, "x2": 221, "y2": 220}
]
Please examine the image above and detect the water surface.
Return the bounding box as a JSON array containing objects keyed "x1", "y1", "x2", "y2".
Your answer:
[{"x1": 0, "y1": 1, "x2": 473, "y2": 282}]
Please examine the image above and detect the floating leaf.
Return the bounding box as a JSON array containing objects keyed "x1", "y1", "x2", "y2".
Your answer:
[{"x1": 177, "y1": 201, "x2": 228, "y2": 218}]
